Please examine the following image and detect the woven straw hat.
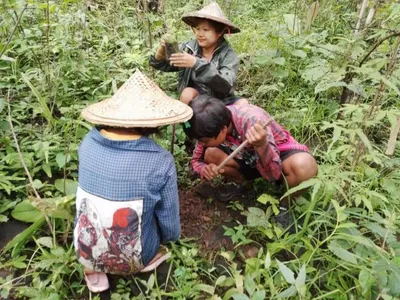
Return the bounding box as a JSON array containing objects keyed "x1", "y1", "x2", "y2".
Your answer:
[
  {"x1": 182, "y1": 2, "x2": 240, "y2": 34},
  {"x1": 81, "y1": 70, "x2": 193, "y2": 127}
]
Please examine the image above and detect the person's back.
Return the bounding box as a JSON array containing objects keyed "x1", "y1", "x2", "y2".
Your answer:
[
  {"x1": 74, "y1": 70, "x2": 193, "y2": 292},
  {"x1": 77, "y1": 128, "x2": 179, "y2": 273}
]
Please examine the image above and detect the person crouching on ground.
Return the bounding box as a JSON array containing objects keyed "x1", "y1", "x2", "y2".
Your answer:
[
  {"x1": 149, "y1": 2, "x2": 248, "y2": 106},
  {"x1": 183, "y1": 95, "x2": 318, "y2": 229},
  {"x1": 74, "y1": 70, "x2": 193, "y2": 293}
]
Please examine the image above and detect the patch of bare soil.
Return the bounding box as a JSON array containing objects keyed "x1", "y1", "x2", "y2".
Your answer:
[{"x1": 179, "y1": 183, "x2": 248, "y2": 253}]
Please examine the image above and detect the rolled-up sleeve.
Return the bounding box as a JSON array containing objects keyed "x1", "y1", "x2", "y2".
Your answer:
[{"x1": 190, "y1": 142, "x2": 207, "y2": 178}]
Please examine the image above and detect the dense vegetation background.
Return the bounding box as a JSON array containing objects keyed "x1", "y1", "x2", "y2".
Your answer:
[{"x1": 0, "y1": 0, "x2": 399, "y2": 299}]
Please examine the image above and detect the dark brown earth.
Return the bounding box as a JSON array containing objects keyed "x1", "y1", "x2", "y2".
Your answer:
[{"x1": 179, "y1": 184, "x2": 246, "y2": 252}]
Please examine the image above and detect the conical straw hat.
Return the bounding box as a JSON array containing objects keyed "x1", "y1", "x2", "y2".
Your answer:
[
  {"x1": 81, "y1": 70, "x2": 193, "y2": 128},
  {"x1": 182, "y1": 2, "x2": 240, "y2": 33}
]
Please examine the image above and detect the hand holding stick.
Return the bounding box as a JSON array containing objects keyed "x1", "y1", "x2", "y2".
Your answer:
[{"x1": 216, "y1": 120, "x2": 272, "y2": 172}]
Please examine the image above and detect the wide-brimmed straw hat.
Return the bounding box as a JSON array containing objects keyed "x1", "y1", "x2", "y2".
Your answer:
[
  {"x1": 81, "y1": 70, "x2": 193, "y2": 128},
  {"x1": 182, "y1": 2, "x2": 240, "y2": 34}
]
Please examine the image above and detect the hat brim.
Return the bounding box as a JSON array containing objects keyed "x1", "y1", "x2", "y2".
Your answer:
[
  {"x1": 182, "y1": 14, "x2": 240, "y2": 33},
  {"x1": 80, "y1": 70, "x2": 193, "y2": 128},
  {"x1": 81, "y1": 98, "x2": 193, "y2": 128}
]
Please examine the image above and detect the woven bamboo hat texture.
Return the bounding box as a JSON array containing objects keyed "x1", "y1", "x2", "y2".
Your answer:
[
  {"x1": 81, "y1": 70, "x2": 193, "y2": 127},
  {"x1": 182, "y1": 2, "x2": 240, "y2": 33}
]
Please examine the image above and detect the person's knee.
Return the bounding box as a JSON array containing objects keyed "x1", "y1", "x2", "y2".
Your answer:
[
  {"x1": 292, "y1": 155, "x2": 318, "y2": 180},
  {"x1": 180, "y1": 88, "x2": 198, "y2": 104},
  {"x1": 204, "y1": 147, "x2": 221, "y2": 164}
]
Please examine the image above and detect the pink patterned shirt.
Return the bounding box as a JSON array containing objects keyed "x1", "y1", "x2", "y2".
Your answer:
[{"x1": 190, "y1": 105, "x2": 309, "y2": 181}]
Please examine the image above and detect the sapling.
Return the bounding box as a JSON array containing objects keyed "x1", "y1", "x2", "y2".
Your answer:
[{"x1": 162, "y1": 34, "x2": 180, "y2": 60}]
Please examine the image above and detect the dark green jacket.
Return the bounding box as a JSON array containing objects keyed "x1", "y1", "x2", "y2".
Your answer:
[{"x1": 149, "y1": 38, "x2": 239, "y2": 104}]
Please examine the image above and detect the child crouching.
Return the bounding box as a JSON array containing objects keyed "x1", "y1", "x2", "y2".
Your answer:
[{"x1": 183, "y1": 95, "x2": 318, "y2": 228}]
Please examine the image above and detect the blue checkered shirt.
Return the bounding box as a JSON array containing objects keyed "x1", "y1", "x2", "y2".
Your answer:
[{"x1": 77, "y1": 128, "x2": 180, "y2": 265}]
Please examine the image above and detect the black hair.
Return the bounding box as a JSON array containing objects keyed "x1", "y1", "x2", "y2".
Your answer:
[
  {"x1": 184, "y1": 95, "x2": 231, "y2": 139},
  {"x1": 97, "y1": 126, "x2": 161, "y2": 137}
]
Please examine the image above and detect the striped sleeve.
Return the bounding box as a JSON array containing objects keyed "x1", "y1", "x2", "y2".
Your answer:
[
  {"x1": 190, "y1": 142, "x2": 207, "y2": 178},
  {"x1": 254, "y1": 124, "x2": 282, "y2": 181},
  {"x1": 239, "y1": 108, "x2": 282, "y2": 181}
]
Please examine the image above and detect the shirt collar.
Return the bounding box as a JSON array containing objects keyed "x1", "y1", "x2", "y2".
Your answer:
[{"x1": 90, "y1": 127, "x2": 162, "y2": 152}]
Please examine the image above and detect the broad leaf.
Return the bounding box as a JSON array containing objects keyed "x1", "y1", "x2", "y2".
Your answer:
[
  {"x1": 244, "y1": 275, "x2": 256, "y2": 296},
  {"x1": 328, "y1": 242, "x2": 357, "y2": 264},
  {"x1": 273, "y1": 57, "x2": 285, "y2": 65},
  {"x1": 276, "y1": 259, "x2": 295, "y2": 284},
  {"x1": 359, "y1": 268, "x2": 374, "y2": 295},
  {"x1": 247, "y1": 207, "x2": 269, "y2": 227},
  {"x1": 55, "y1": 179, "x2": 78, "y2": 195},
  {"x1": 0, "y1": 98, "x2": 4, "y2": 113},
  {"x1": 355, "y1": 129, "x2": 372, "y2": 151},
  {"x1": 36, "y1": 236, "x2": 54, "y2": 248},
  {"x1": 284, "y1": 14, "x2": 301, "y2": 35},
  {"x1": 252, "y1": 290, "x2": 266, "y2": 300},
  {"x1": 265, "y1": 251, "x2": 271, "y2": 269},
  {"x1": 272, "y1": 69, "x2": 289, "y2": 78},
  {"x1": 194, "y1": 284, "x2": 215, "y2": 295},
  {"x1": 0, "y1": 214, "x2": 8, "y2": 223},
  {"x1": 292, "y1": 49, "x2": 307, "y2": 58},
  {"x1": 11, "y1": 200, "x2": 43, "y2": 223},
  {"x1": 56, "y1": 153, "x2": 71, "y2": 169},
  {"x1": 257, "y1": 194, "x2": 279, "y2": 205},
  {"x1": 295, "y1": 265, "x2": 306, "y2": 287},
  {"x1": 277, "y1": 285, "x2": 297, "y2": 299}
]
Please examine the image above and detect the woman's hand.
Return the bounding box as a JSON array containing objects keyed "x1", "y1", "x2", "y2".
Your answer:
[
  {"x1": 245, "y1": 121, "x2": 268, "y2": 149},
  {"x1": 202, "y1": 163, "x2": 224, "y2": 181},
  {"x1": 169, "y1": 52, "x2": 197, "y2": 68}
]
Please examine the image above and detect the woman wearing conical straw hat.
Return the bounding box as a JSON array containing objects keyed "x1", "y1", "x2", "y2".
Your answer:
[
  {"x1": 73, "y1": 70, "x2": 192, "y2": 292},
  {"x1": 150, "y1": 2, "x2": 249, "y2": 106}
]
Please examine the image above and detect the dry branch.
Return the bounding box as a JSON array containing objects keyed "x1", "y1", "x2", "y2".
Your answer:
[
  {"x1": 354, "y1": 0, "x2": 368, "y2": 35},
  {"x1": 385, "y1": 116, "x2": 400, "y2": 156}
]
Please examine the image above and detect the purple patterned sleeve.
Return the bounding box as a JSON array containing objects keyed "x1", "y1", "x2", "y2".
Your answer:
[
  {"x1": 190, "y1": 142, "x2": 207, "y2": 178},
  {"x1": 239, "y1": 107, "x2": 283, "y2": 181}
]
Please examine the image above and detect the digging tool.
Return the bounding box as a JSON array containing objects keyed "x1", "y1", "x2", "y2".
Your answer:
[{"x1": 216, "y1": 120, "x2": 272, "y2": 172}]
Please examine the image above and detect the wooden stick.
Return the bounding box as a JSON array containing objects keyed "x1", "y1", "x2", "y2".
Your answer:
[
  {"x1": 385, "y1": 116, "x2": 400, "y2": 156},
  {"x1": 216, "y1": 120, "x2": 272, "y2": 172},
  {"x1": 170, "y1": 124, "x2": 176, "y2": 154},
  {"x1": 354, "y1": 0, "x2": 368, "y2": 35}
]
